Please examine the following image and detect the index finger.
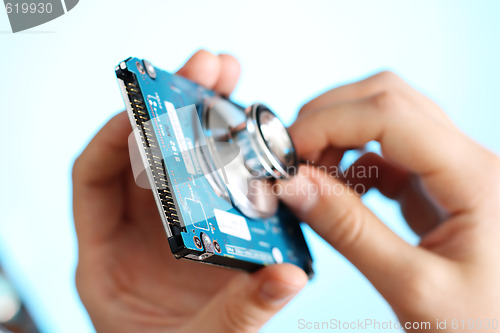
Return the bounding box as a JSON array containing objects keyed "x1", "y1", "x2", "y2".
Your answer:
[
  {"x1": 290, "y1": 92, "x2": 495, "y2": 216},
  {"x1": 176, "y1": 50, "x2": 240, "y2": 96}
]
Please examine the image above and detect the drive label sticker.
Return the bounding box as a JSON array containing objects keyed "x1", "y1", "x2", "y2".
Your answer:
[
  {"x1": 214, "y1": 209, "x2": 251, "y2": 241},
  {"x1": 165, "y1": 101, "x2": 196, "y2": 175}
]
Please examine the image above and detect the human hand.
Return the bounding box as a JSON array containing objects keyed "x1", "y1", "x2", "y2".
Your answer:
[
  {"x1": 275, "y1": 72, "x2": 500, "y2": 331},
  {"x1": 72, "y1": 50, "x2": 308, "y2": 333}
]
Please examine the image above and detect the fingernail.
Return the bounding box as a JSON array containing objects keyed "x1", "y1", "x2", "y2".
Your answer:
[
  {"x1": 259, "y1": 280, "x2": 303, "y2": 305},
  {"x1": 274, "y1": 175, "x2": 319, "y2": 216}
]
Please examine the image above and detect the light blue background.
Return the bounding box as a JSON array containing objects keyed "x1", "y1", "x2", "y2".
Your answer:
[{"x1": 0, "y1": 1, "x2": 499, "y2": 332}]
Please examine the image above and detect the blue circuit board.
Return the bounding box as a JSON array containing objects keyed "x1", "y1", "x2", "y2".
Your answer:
[{"x1": 116, "y1": 57, "x2": 313, "y2": 275}]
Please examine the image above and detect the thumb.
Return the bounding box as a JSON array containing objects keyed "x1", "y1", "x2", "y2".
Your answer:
[
  {"x1": 187, "y1": 264, "x2": 307, "y2": 333},
  {"x1": 275, "y1": 165, "x2": 434, "y2": 304}
]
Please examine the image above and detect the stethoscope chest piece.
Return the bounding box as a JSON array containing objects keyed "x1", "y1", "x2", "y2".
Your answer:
[{"x1": 201, "y1": 98, "x2": 297, "y2": 219}]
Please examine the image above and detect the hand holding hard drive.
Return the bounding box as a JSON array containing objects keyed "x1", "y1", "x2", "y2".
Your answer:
[{"x1": 73, "y1": 50, "x2": 308, "y2": 333}]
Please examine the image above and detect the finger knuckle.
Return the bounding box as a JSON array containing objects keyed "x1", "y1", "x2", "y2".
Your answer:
[
  {"x1": 373, "y1": 70, "x2": 402, "y2": 85},
  {"x1": 324, "y1": 203, "x2": 365, "y2": 249},
  {"x1": 369, "y1": 91, "x2": 403, "y2": 115}
]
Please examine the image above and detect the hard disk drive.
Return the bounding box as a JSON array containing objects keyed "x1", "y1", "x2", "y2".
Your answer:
[{"x1": 115, "y1": 57, "x2": 313, "y2": 276}]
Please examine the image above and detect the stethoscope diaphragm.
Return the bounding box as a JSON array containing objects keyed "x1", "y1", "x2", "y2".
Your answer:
[{"x1": 202, "y1": 98, "x2": 297, "y2": 219}]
